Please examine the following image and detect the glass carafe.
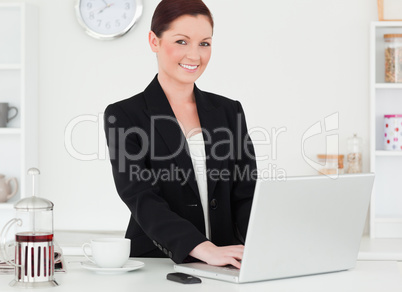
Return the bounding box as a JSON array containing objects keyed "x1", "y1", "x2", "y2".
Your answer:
[
  {"x1": 0, "y1": 168, "x2": 59, "y2": 288},
  {"x1": 346, "y1": 134, "x2": 363, "y2": 173}
]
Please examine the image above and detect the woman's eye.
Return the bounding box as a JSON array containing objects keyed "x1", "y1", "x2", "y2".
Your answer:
[
  {"x1": 200, "y1": 42, "x2": 210, "y2": 47},
  {"x1": 176, "y1": 40, "x2": 187, "y2": 45}
]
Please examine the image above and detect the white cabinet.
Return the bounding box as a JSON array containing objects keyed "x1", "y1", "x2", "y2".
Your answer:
[
  {"x1": 0, "y1": 3, "x2": 38, "y2": 212},
  {"x1": 370, "y1": 22, "x2": 402, "y2": 238}
]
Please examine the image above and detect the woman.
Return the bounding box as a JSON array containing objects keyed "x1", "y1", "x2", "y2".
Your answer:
[{"x1": 104, "y1": 0, "x2": 256, "y2": 269}]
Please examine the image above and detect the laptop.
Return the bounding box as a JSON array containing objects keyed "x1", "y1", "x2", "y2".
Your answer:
[{"x1": 174, "y1": 173, "x2": 375, "y2": 283}]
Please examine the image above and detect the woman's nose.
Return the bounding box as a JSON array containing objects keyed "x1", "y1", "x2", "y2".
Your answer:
[{"x1": 186, "y1": 45, "x2": 201, "y2": 61}]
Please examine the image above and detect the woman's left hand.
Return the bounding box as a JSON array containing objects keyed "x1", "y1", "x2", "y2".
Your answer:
[{"x1": 189, "y1": 241, "x2": 243, "y2": 269}]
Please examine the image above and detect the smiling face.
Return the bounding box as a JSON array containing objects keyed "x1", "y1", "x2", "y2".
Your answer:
[{"x1": 149, "y1": 14, "x2": 213, "y2": 86}]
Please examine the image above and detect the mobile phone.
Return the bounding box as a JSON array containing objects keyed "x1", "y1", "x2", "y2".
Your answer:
[{"x1": 166, "y1": 272, "x2": 202, "y2": 284}]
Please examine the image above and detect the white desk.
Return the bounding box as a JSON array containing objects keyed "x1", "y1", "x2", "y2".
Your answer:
[
  {"x1": 1, "y1": 257, "x2": 402, "y2": 292},
  {"x1": 3, "y1": 231, "x2": 402, "y2": 291}
]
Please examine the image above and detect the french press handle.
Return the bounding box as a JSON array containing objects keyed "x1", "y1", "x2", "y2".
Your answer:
[{"x1": 0, "y1": 218, "x2": 23, "y2": 267}]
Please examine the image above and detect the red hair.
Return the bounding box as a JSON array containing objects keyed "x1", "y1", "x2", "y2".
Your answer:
[{"x1": 151, "y1": 0, "x2": 214, "y2": 37}]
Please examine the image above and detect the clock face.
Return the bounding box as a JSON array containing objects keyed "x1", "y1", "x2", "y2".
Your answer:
[{"x1": 76, "y1": 0, "x2": 143, "y2": 40}]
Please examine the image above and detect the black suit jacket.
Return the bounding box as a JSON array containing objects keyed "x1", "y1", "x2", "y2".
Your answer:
[{"x1": 104, "y1": 75, "x2": 257, "y2": 264}]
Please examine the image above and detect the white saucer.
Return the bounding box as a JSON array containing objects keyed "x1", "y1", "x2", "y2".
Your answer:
[{"x1": 81, "y1": 259, "x2": 145, "y2": 274}]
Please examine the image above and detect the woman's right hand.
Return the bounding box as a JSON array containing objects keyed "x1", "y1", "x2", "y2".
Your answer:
[{"x1": 189, "y1": 241, "x2": 244, "y2": 269}]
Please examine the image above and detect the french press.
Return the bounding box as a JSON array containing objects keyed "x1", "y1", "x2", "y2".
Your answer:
[{"x1": 0, "y1": 168, "x2": 58, "y2": 288}]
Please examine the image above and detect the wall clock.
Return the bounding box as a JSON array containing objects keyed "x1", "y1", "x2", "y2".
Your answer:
[{"x1": 75, "y1": 0, "x2": 143, "y2": 40}]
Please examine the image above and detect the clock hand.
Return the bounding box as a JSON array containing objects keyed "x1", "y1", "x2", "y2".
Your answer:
[
  {"x1": 98, "y1": 3, "x2": 114, "y2": 14},
  {"x1": 95, "y1": 0, "x2": 109, "y2": 14}
]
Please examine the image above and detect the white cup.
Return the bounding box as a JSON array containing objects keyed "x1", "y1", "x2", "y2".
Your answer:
[{"x1": 82, "y1": 238, "x2": 130, "y2": 268}]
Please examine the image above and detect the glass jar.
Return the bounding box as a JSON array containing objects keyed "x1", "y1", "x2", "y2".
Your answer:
[
  {"x1": 317, "y1": 154, "x2": 344, "y2": 175},
  {"x1": 346, "y1": 134, "x2": 363, "y2": 173},
  {"x1": 384, "y1": 114, "x2": 402, "y2": 151},
  {"x1": 384, "y1": 34, "x2": 402, "y2": 83}
]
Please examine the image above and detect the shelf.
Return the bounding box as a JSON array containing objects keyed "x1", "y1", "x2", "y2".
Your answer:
[
  {"x1": 376, "y1": 83, "x2": 402, "y2": 89},
  {"x1": 376, "y1": 150, "x2": 402, "y2": 156},
  {"x1": 0, "y1": 128, "x2": 21, "y2": 135},
  {"x1": 0, "y1": 3, "x2": 23, "y2": 8},
  {"x1": 359, "y1": 236, "x2": 402, "y2": 261},
  {"x1": 376, "y1": 217, "x2": 402, "y2": 223},
  {"x1": 0, "y1": 203, "x2": 14, "y2": 209},
  {"x1": 373, "y1": 21, "x2": 402, "y2": 28},
  {"x1": 374, "y1": 218, "x2": 402, "y2": 238},
  {"x1": 0, "y1": 3, "x2": 38, "y2": 226},
  {"x1": 370, "y1": 21, "x2": 402, "y2": 239},
  {"x1": 0, "y1": 63, "x2": 21, "y2": 70}
]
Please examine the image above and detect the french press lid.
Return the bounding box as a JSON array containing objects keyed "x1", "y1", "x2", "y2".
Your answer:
[{"x1": 13, "y1": 168, "x2": 53, "y2": 211}]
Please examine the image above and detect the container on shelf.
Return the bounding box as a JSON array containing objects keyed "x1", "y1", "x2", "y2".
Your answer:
[
  {"x1": 346, "y1": 134, "x2": 363, "y2": 173},
  {"x1": 384, "y1": 34, "x2": 402, "y2": 83},
  {"x1": 384, "y1": 114, "x2": 402, "y2": 150},
  {"x1": 317, "y1": 154, "x2": 344, "y2": 175},
  {"x1": 377, "y1": 0, "x2": 402, "y2": 21},
  {"x1": 0, "y1": 174, "x2": 18, "y2": 203}
]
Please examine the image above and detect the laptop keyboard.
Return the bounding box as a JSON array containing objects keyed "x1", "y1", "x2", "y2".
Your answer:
[
  {"x1": 223, "y1": 265, "x2": 239, "y2": 270},
  {"x1": 215, "y1": 265, "x2": 241, "y2": 276}
]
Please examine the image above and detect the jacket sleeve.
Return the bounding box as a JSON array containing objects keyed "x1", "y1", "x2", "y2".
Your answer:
[
  {"x1": 104, "y1": 103, "x2": 207, "y2": 263},
  {"x1": 231, "y1": 101, "x2": 257, "y2": 243}
]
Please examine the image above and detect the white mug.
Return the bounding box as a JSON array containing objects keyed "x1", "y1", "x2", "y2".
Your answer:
[{"x1": 82, "y1": 238, "x2": 130, "y2": 268}]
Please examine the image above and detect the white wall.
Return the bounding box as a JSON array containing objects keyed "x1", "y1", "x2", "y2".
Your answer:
[{"x1": 0, "y1": 0, "x2": 378, "y2": 231}]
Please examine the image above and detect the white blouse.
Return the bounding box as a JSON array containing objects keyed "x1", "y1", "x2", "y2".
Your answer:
[{"x1": 186, "y1": 132, "x2": 210, "y2": 239}]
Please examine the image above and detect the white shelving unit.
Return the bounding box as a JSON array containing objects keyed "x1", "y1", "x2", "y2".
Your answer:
[
  {"x1": 370, "y1": 21, "x2": 402, "y2": 238},
  {"x1": 0, "y1": 3, "x2": 38, "y2": 213}
]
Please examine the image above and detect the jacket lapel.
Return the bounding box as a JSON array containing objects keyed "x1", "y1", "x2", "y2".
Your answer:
[
  {"x1": 143, "y1": 76, "x2": 200, "y2": 199},
  {"x1": 143, "y1": 75, "x2": 229, "y2": 202},
  {"x1": 194, "y1": 85, "x2": 227, "y2": 200}
]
